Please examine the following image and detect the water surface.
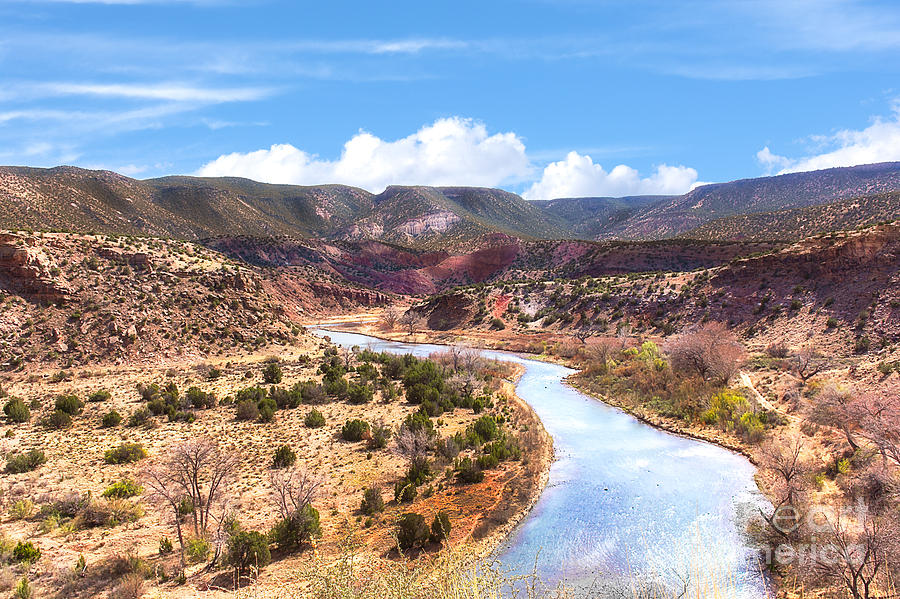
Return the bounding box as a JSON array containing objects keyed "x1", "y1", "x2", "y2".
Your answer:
[{"x1": 313, "y1": 327, "x2": 766, "y2": 597}]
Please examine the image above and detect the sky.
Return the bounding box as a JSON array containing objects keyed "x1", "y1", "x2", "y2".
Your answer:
[{"x1": 2, "y1": 0, "x2": 900, "y2": 201}]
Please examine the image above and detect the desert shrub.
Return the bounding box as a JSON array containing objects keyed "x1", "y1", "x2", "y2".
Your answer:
[
  {"x1": 272, "y1": 445, "x2": 296, "y2": 469},
  {"x1": 102, "y1": 410, "x2": 122, "y2": 428},
  {"x1": 394, "y1": 479, "x2": 418, "y2": 503},
  {"x1": 54, "y1": 394, "x2": 83, "y2": 415},
  {"x1": 14, "y1": 577, "x2": 31, "y2": 599},
  {"x1": 4, "y1": 398, "x2": 29, "y2": 423},
  {"x1": 262, "y1": 363, "x2": 283, "y2": 384},
  {"x1": 455, "y1": 457, "x2": 484, "y2": 483},
  {"x1": 103, "y1": 479, "x2": 142, "y2": 499},
  {"x1": 6, "y1": 450, "x2": 46, "y2": 474},
  {"x1": 702, "y1": 389, "x2": 749, "y2": 428},
  {"x1": 360, "y1": 487, "x2": 384, "y2": 515},
  {"x1": 235, "y1": 399, "x2": 259, "y2": 421},
  {"x1": 826, "y1": 317, "x2": 839, "y2": 329},
  {"x1": 324, "y1": 376, "x2": 349, "y2": 399},
  {"x1": 476, "y1": 454, "x2": 499, "y2": 470},
  {"x1": 12, "y1": 542, "x2": 40, "y2": 564},
  {"x1": 257, "y1": 397, "x2": 277, "y2": 422},
  {"x1": 348, "y1": 383, "x2": 373, "y2": 405},
  {"x1": 431, "y1": 511, "x2": 451, "y2": 542},
  {"x1": 436, "y1": 437, "x2": 460, "y2": 460},
  {"x1": 185, "y1": 537, "x2": 211, "y2": 563},
  {"x1": 299, "y1": 382, "x2": 327, "y2": 405},
  {"x1": 104, "y1": 443, "x2": 147, "y2": 464},
  {"x1": 88, "y1": 389, "x2": 111, "y2": 403},
  {"x1": 45, "y1": 409, "x2": 72, "y2": 430},
  {"x1": 269, "y1": 504, "x2": 321, "y2": 552},
  {"x1": 472, "y1": 415, "x2": 499, "y2": 444},
  {"x1": 304, "y1": 409, "x2": 325, "y2": 428},
  {"x1": 405, "y1": 456, "x2": 432, "y2": 487},
  {"x1": 854, "y1": 336, "x2": 871, "y2": 353},
  {"x1": 271, "y1": 386, "x2": 301, "y2": 409},
  {"x1": 227, "y1": 531, "x2": 271, "y2": 578},
  {"x1": 185, "y1": 386, "x2": 216, "y2": 409},
  {"x1": 368, "y1": 420, "x2": 391, "y2": 450},
  {"x1": 396, "y1": 513, "x2": 429, "y2": 550},
  {"x1": 341, "y1": 419, "x2": 369, "y2": 442},
  {"x1": 128, "y1": 407, "x2": 150, "y2": 426},
  {"x1": 402, "y1": 411, "x2": 435, "y2": 436},
  {"x1": 490, "y1": 317, "x2": 506, "y2": 330},
  {"x1": 235, "y1": 386, "x2": 267, "y2": 403},
  {"x1": 158, "y1": 536, "x2": 173, "y2": 554},
  {"x1": 207, "y1": 367, "x2": 222, "y2": 381},
  {"x1": 112, "y1": 573, "x2": 145, "y2": 599},
  {"x1": 9, "y1": 499, "x2": 35, "y2": 520},
  {"x1": 765, "y1": 342, "x2": 789, "y2": 359}
]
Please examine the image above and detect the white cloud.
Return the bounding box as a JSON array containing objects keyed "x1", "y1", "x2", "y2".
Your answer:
[
  {"x1": 757, "y1": 104, "x2": 900, "y2": 174},
  {"x1": 196, "y1": 117, "x2": 532, "y2": 192},
  {"x1": 522, "y1": 151, "x2": 698, "y2": 201},
  {"x1": 27, "y1": 81, "x2": 271, "y2": 102}
]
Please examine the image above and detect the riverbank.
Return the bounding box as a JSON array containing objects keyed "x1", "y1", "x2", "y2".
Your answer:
[
  {"x1": 311, "y1": 325, "x2": 555, "y2": 563},
  {"x1": 311, "y1": 314, "x2": 761, "y2": 463}
]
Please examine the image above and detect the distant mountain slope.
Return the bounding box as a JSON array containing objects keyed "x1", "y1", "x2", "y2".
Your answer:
[
  {"x1": 0, "y1": 166, "x2": 568, "y2": 246},
  {"x1": 604, "y1": 162, "x2": 900, "y2": 240},
  {"x1": 681, "y1": 191, "x2": 900, "y2": 241},
  {"x1": 532, "y1": 195, "x2": 669, "y2": 238},
  {"x1": 343, "y1": 185, "x2": 572, "y2": 247}
]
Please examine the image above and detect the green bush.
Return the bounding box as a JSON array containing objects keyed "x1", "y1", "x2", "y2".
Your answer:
[
  {"x1": 185, "y1": 386, "x2": 216, "y2": 409},
  {"x1": 269, "y1": 504, "x2": 321, "y2": 552},
  {"x1": 54, "y1": 394, "x2": 84, "y2": 415},
  {"x1": 4, "y1": 398, "x2": 30, "y2": 423},
  {"x1": 45, "y1": 409, "x2": 73, "y2": 430},
  {"x1": 14, "y1": 577, "x2": 31, "y2": 599},
  {"x1": 185, "y1": 537, "x2": 211, "y2": 564},
  {"x1": 227, "y1": 530, "x2": 271, "y2": 577},
  {"x1": 472, "y1": 415, "x2": 498, "y2": 443},
  {"x1": 104, "y1": 443, "x2": 147, "y2": 464},
  {"x1": 128, "y1": 407, "x2": 151, "y2": 427},
  {"x1": 341, "y1": 419, "x2": 369, "y2": 442},
  {"x1": 262, "y1": 363, "x2": 283, "y2": 384},
  {"x1": 102, "y1": 479, "x2": 143, "y2": 499},
  {"x1": 431, "y1": 511, "x2": 451, "y2": 543},
  {"x1": 6, "y1": 450, "x2": 46, "y2": 474},
  {"x1": 272, "y1": 445, "x2": 296, "y2": 469},
  {"x1": 257, "y1": 397, "x2": 277, "y2": 422},
  {"x1": 490, "y1": 317, "x2": 506, "y2": 330},
  {"x1": 348, "y1": 383, "x2": 373, "y2": 405},
  {"x1": 826, "y1": 317, "x2": 839, "y2": 329},
  {"x1": 88, "y1": 389, "x2": 111, "y2": 403},
  {"x1": 102, "y1": 410, "x2": 122, "y2": 428},
  {"x1": 12, "y1": 541, "x2": 41, "y2": 563},
  {"x1": 368, "y1": 420, "x2": 391, "y2": 449},
  {"x1": 396, "y1": 513, "x2": 429, "y2": 550},
  {"x1": 235, "y1": 399, "x2": 259, "y2": 421},
  {"x1": 159, "y1": 536, "x2": 174, "y2": 555},
  {"x1": 360, "y1": 487, "x2": 384, "y2": 515},
  {"x1": 455, "y1": 457, "x2": 484, "y2": 483},
  {"x1": 304, "y1": 409, "x2": 325, "y2": 428}
]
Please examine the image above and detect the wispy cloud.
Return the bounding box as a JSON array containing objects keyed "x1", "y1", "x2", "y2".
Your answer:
[{"x1": 29, "y1": 81, "x2": 273, "y2": 102}]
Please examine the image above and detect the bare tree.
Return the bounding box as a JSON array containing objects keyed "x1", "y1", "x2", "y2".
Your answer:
[
  {"x1": 855, "y1": 390, "x2": 900, "y2": 467},
  {"x1": 381, "y1": 306, "x2": 400, "y2": 330},
  {"x1": 574, "y1": 325, "x2": 595, "y2": 344},
  {"x1": 394, "y1": 425, "x2": 431, "y2": 460},
  {"x1": 144, "y1": 438, "x2": 239, "y2": 570},
  {"x1": 795, "y1": 346, "x2": 829, "y2": 382},
  {"x1": 809, "y1": 385, "x2": 860, "y2": 451},
  {"x1": 269, "y1": 468, "x2": 321, "y2": 521},
  {"x1": 759, "y1": 436, "x2": 810, "y2": 537},
  {"x1": 811, "y1": 507, "x2": 898, "y2": 599},
  {"x1": 399, "y1": 311, "x2": 421, "y2": 336},
  {"x1": 663, "y1": 321, "x2": 746, "y2": 384}
]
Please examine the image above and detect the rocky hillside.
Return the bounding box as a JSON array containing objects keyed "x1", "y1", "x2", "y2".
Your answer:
[
  {"x1": 409, "y1": 223, "x2": 900, "y2": 360},
  {"x1": 681, "y1": 190, "x2": 900, "y2": 241},
  {"x1": 0, "y1": 231, "x2": 388, "y2": 369},
  {"x1": 604, "y1": 162, "x2": 900, "y2": 240}
]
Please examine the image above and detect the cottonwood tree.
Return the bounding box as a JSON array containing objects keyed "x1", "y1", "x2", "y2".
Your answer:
[
  {"x1": 664, "y1": 321, "x2": 746, "y2": 384},
  {"x1": 144, "y1": 438, "x2": 239, "y2": 570},
  {"x1": 759, "y1": 436, "x2": 810, "y2": 538},
  {"x1": 381, "y1": 306, "x2": 399, "y2": 330},
  {"x1": 809, "y1": 385, "x2": 860, "y2": 451},
  {"x1": 399, "y1": 311, "x2": 421, "y2": 336},
  {"x1": 810, "y1": 507, "x2": 899, "y2": 599},
  {"x1": 573, "y1": 325, "x2": 596, "y2": 344}
]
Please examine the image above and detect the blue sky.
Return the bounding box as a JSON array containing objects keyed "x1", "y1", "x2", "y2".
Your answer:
[{"x1": 2, "y1": 0, "x2": 900, "y2": 200}]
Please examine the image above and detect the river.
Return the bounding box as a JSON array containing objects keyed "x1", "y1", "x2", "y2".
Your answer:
[{"x1": 313, "y1": 327, "x2": 767, "y2": 598}]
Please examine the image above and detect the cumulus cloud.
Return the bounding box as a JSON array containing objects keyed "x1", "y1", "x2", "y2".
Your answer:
[
  {"x1": 757, "y1": 104, "x2": 900, "y2": 174},
  {"x1": 522, "y1": 151, "x2": 699, "y2": 201},
  {"x1": 197, "y1": 117, "x2": 532, "y2": 191}
]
